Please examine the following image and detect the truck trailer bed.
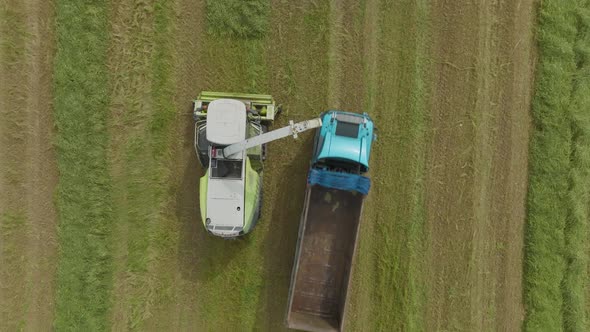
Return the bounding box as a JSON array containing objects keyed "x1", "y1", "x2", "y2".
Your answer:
[{"x1": 286, "y1": 185, "x2": 364, "y2": 332}]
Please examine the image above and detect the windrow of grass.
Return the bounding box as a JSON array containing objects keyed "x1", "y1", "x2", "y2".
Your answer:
[
  {"x1": 564, "y1": 2, "x2": 590, "y2": 330},
  {"x1": 52, "y1": 1, "x2": 114, "y2": 330},
  {"x1": 525, "y1": 1, "x2": 590, "y2": 331}
]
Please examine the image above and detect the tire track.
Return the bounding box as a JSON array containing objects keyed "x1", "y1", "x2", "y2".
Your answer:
[
  {"x1": 0, "y1": 4, "x2": 30, "y2": 327},
  {"x1": 21, "y1": 0, "x2": 58, "y2": 329},
  {"x1": 0, "y1": 0, "x2": 57, "y2": 329},
  {"x1": 0, "y1": 1, "x2": 28, "y2": 330}
]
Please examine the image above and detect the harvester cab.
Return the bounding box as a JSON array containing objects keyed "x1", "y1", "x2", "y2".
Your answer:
[{"x1": 193, "y1": 91, "x2": 321, "y2": 238}]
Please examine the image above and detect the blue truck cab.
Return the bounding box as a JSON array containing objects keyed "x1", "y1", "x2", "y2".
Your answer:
[{"x1": 308, "y1": 111, "x2": 376, "y2": 195}]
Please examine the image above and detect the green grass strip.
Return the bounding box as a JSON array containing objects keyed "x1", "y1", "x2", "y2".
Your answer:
[
  {"x1": 525, "y1": 1, "x2": 590, "y2": 331},
  {"x1": 53, "y1": 1, "x2": 114, "y2": 330},
  {"x1": 563, "y1": 3, "x2": 590, "y2": 331},
  {"x1": 524, "y1": 1, "x2": 575, "y2": 330}
]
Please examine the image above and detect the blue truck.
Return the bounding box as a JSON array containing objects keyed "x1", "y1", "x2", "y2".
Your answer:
[{"x1": 286, "y1": 111, "x2": 376, "y2": 332}]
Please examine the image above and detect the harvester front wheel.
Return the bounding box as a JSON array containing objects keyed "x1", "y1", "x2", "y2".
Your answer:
[
  {"x1": 192, "y1": 101, "x2": 199, "y2": 121},
  {"x1": 261, "y1": 124, "x2": 268, "y2": 161}
]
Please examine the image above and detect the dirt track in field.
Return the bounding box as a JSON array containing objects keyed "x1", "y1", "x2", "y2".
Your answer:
[
  {"x1": 0, "y1": 0, "x2": 57, "y2": 330},
  {"x1": 425, "y1": 0, "x2": 535, "y2": 331}
]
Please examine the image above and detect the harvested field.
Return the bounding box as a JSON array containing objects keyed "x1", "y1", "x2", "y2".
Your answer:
[
  {"x1": 425, "y1": 1, "x2": 535, "y2": 331},
  {"x1": 0, "y1": 0, "x2": 57, "y2": 330},
  {"x1": 0, "y1": 0, "x2": 558, "y2": 331}
]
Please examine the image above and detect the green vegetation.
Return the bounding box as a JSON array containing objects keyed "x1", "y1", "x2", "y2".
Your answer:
[
  {"x1": 105, "y1": 0, "x2": 177, "y2": 329},
  {"x1": 52, "y1": 1, "x2": 114, "y2": 330},
  {"x1": 206, "y1": 0, "x2": 270, "y2": 38},
  {"x1": 53, "y1": 1, "x2": 177, "y2": 329},
  {"x1": 11, "y1": 0, "x2": 579, "y2": 330},
  {"x1": 524, "y1": 1, "x2": 590, "y2": 331},
  {"x1": 564, "y1": 3, "x2": 590, "y2": 330},
  {"x1": 347, "y1": 1, "x2": 431, "y2": 331},
  {"x1": 151, "y1": 0, "x2": 176, "y2": 159}
]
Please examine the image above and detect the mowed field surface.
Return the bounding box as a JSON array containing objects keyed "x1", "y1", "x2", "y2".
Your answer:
[
  {"x1": 0, "y1": 0, "x2": 57, "y2": 330},
  {"x1": 0, "y1": 0, "x2": 539, "y2": 331},
  {"x1": 425, "y1": 1, "x2": 535, "y2": 331}
]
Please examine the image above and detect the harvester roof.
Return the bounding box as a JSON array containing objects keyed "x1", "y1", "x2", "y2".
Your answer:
[{"x1": 206, "y1": 99, "x2": 247, "y2": 145}]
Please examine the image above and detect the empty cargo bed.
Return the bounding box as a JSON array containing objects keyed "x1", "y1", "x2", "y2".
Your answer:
[{"x1": 286, "y1": 185, "x2": 363, "y2": 332}]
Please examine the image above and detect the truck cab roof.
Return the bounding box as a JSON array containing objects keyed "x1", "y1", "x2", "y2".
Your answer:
[{"x1": 313, "y1": 111, "x2": 375, "y2": 172}]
